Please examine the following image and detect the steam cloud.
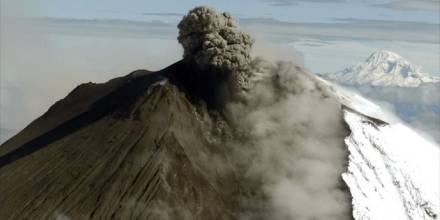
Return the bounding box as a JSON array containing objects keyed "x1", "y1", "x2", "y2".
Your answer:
[
  {"x1": 226, "y1": 59, "x2": 352, "y2": 219},
  {"x1": 177, "y1": 6, "x2": 352, "y2": 219}
]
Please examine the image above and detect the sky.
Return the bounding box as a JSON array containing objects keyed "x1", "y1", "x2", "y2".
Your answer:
[
  {"x1": 0, "y1": 0, "x2": 439, "y2": 142},
  {"x1": 1, "y1": 0, "x2": 438, "y2": 72},
  {"x1": 2, "y1": 0, "x2": 439, "y2": 23}
]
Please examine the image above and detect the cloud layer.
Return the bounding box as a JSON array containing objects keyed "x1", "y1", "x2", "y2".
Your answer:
[
  {"x1": 263, "y1": 0, "x2": 345, "y2": 6},
  {"x1": 240, "y1": 18, "x2": 439, "y2": 44},
  {"x1": 377, "y1": 0, "x2": 440, "y2": 12}
]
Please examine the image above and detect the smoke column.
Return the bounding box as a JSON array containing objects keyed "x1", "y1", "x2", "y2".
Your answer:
[{"x1": 178, "y1": 7, "x2": 353, "y2": 219}]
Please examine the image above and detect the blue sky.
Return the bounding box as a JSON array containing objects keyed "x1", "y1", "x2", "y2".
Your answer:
[
  {"x1": 3, "y1": 0, "x2": 439, "y2": 23},
  {"x1": 1, "y1": 0, "x2": 439, "y2": 142}
]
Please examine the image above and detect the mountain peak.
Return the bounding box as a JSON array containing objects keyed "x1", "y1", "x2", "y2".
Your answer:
[
  {"x1": 365, "y1": 50, "x2": 403, "y2": 64},
  {"x1": 369, "y1": 50, "x2": 400, "y2": 58},
  {"x1": 327, "y1": 50, "x2": 439, "y2": 87}
]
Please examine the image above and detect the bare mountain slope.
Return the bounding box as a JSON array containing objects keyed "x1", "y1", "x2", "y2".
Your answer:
[{"x1": 0, "y1": 61, "x2": 251, "y2": 219}]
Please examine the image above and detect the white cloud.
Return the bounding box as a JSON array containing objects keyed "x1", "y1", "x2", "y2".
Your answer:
[
  {"x1": 263, "y1": 0, "x2": 345, "y2": 6},
  {"x1": 378, "y1": 0, "x2": 440, "y2": 12},
  {"x1": 241, "y1": 18, "x2": 439, "y2": 44}
]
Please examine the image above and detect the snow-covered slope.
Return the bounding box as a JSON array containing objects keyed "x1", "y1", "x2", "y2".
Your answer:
[
  {"x1": 318, "y1": 77, "x2": 440, "y2": 219},
  {"x1": 343, "y1": 109, "x2": 439, "y2": 220},
  {"x1": 326, "y1": 50, "x2": 440, "y2": 87},
  {"x1": 317, "y1": 77, "x2": 397, "y2": 123}
]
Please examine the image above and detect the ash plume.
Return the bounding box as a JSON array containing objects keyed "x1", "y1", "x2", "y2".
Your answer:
[
  {"x1": 178, "y1": 6, "x2": 254, "y2": 75},
  {"x1": 174, "y1": 6, "x2": 353, "y2": 219},
  {"x1": 178, "y1": 6, "x2": 254, "y2": 94},
  {"x1": 177, "y1": 7, "x2": 352, "y2": 219}
]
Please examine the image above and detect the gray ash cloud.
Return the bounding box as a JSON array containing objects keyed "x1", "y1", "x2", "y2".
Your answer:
[
  {"x1": 177, "y1": 6, "x2": 254, "y2": 77},
  {"x1": 176, "y1": 6, "x2": 352, "y2": 219}
]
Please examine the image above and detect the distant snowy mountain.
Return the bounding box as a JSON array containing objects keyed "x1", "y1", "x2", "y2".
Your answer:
[
  {"x1": 326, "y1": 50, "x2": 440, "y2": 87},
  {"x1": 319, "y1": 77, "x2": 440, "y2": 220}
]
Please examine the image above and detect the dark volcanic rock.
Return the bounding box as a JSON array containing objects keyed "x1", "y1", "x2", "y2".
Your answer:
[{"x1": 0, "y1": 62, "x2": 248, "y2": 220}]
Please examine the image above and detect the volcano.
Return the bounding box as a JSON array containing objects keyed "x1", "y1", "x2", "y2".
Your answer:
[
  {"x1": 1, "y1": 6, "x2": 438, "y2": 220},
  {"x1": 0, "y1": 60, "x2": 251, "y2": 219},
  {"x1": 0, "y1": 7, "x2": 353, "y2": 218}
]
